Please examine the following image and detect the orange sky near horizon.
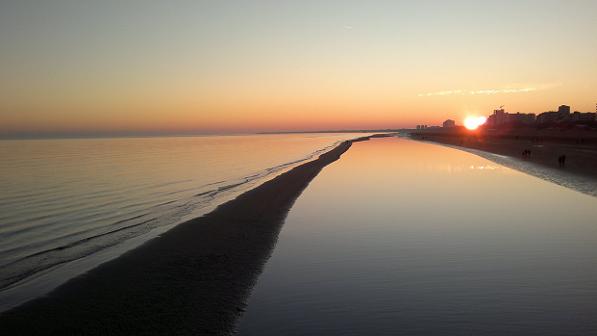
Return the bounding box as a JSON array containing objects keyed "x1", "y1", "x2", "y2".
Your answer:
[{"x1": 1, "y1": 1, "x2": 596, "y2": 136}]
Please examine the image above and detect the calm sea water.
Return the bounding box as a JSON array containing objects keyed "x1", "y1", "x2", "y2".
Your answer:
[
  {"x1": 0, "y1": 133, "x2": 366, "y2": 310},
  {"x1": 238, "y1": 137, "x2": 597, "y2": 335}
]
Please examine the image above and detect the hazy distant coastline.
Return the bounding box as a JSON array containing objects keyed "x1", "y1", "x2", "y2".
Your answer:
[
  {"x1": 0, "y1": 130, "x2": 405, "y2": 140},
  {"x1": 258, "y1": 129, "x2": 404, "y2": 135}
]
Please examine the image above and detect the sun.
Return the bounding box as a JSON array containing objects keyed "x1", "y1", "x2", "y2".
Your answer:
[{"x1": 463, "y1": 116, "x2": 487, "y2": 130}]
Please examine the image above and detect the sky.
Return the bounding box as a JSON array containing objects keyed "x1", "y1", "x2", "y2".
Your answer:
[{"x1": 1, "y1": 0, "x2": 596, "y2": 136}]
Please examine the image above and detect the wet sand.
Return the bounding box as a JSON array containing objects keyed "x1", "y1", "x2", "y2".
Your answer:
[
  {"x1": 409, "y1": 131, "x2": 597, "y2": 196},
  {"x1": 0, "y1": 135, "x2": 385, "y2": 335},
  {"x1": 409, "y1": 130, "x2": 597, "y2": 178}
]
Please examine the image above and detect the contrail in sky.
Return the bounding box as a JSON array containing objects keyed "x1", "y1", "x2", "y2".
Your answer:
[{"x1": 418, "y1": 83, "x2": 561, "y2": 97}]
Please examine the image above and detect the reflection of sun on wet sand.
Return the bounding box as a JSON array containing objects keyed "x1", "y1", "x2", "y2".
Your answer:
[{"x1": 409, "y1": 128, "x2": 597, "y2": 196}]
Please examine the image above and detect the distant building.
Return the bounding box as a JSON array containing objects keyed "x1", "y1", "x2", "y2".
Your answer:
[
  {"x1": 487, "y1": 108, "x2": 506, "y2": 127},
  {"x1": 416, "y1": 125, "x2": 428, "y2": 130},
  {"x1": 558, "y1": 105, "x2": 571, "y2": 115},
  {"x1": 461, "y1": 104, "x2": 596, "y2": 129},
  {"x1": 532, "y1": 105, "x2": 596, "y2": 125},
  {"x1": 536, "y1": 111, "x2": 560, "y2": 124},
  {"x1": 571, "y1": 111, "x2": 596, "y2": 123},
  {"x1": 505, "y1": 112, "x2": 536, "y2": 124},
  {"x1": 487, "y1": 108, "x2": 535, "y2": 127},
  {"x1": 442, "y1": 119, "x2": 456, "y2": 128}
]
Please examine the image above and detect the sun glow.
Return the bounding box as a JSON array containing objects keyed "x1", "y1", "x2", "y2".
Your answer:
[{"x1": 463, "y1": 116, "x2": 487, "y2": 130}]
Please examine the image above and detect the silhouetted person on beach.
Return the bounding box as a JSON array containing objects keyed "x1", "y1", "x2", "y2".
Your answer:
[
  {"x1": 558, "y1": 155, "x2": 566, "y2": 167},
  {"x1": 522, "y1": 149, "x2": 531, "y2": 159}
]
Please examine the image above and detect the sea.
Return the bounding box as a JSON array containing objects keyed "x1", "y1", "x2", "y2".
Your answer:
[
  {"x1": 237, "y1": 137, "x2": 597, "y2": 335},
  {"x1": 0, "y1": 133, "x2": 367, "y2": 311}
]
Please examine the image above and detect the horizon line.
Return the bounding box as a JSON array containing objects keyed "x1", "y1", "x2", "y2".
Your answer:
[{"x1": 0, "y1": 128, "x2": 408, "y2": 140}]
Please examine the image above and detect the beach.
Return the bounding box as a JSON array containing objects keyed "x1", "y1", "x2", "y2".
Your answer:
[
  {"x1": 3, "y1": 135, "x2": 597, "y2": 336},
  {"x1": 0, "y1": 135, "x2": 384, "y2": 335},
  {"x1": 408, "y1": 129, "x2": 597, "y2": 197},
  {"x1": 2, "y1": 1, "x2": 597, "y2": 335},
  {"x1": 0, "y1": 133, "x2": 367, "y2": 311}
]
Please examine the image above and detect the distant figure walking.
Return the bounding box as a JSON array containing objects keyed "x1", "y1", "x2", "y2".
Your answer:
[
  {"x1": 522, "y1": 149, "x2": 531, "y2": 159},
  {"x1": 558, "y1": 155, "x2": 566, "y2": 167}
]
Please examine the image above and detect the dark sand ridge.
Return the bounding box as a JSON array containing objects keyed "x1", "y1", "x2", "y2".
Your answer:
[{"x1": 0, "y1": 134, "x2": 389, "y2": 335}]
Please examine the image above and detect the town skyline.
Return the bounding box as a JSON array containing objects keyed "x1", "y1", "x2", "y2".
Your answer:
[{"x1": 416, "y1": 103, "x2": 597, "y2": 131}]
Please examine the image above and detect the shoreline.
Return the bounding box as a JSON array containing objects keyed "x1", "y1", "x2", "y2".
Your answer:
[
  {"x1": 0, "y1": 134, "x2": 387, "y2": 335},
  {"x1": 0, "y1": 133, "x2": 363, "y2": 305},
  {"x1": 407, "y1": 132, "x2": 597, "y2": 197}
]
